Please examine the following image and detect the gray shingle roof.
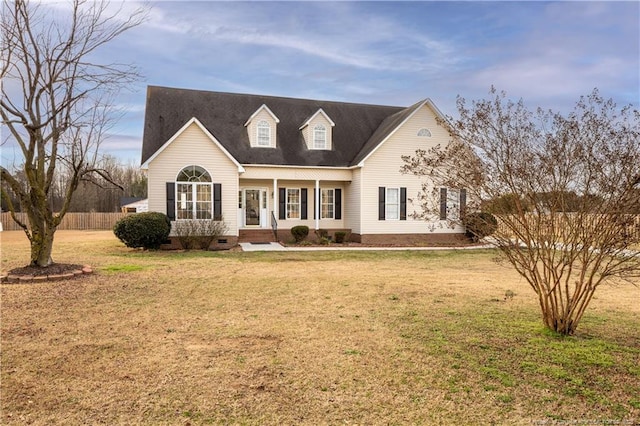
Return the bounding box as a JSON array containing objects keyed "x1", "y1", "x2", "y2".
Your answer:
[{"x1": 141, "y1": 86, "x2": 412, "y2": 167}]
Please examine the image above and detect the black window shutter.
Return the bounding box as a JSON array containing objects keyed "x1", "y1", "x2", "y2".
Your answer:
[
  {"x1": 313, "y1": 188, "x2": 317, "y2": 220},
  {"x1": 279, "y1": 188, "x2": 286, "y2": 220},
  {"x1": 460, "y1": 188, "x2": 467, "y2": 218},
  {"x1": 213, "y1": 183, "x2": 222, "y2": 220},
  {"x1": 166, "y1": 182, "x2": 175, "y2": 221},
  {"x1": 378, "y1": 187, "x2": 386, "y2": 220},
  {"x1": 400, "y1": 187, "x2": 407, "y2": 220},
  {"x1": 335, "y1": 188, "x2": 342, "y2": 220},
  {"x1": 440, "y1": 188, "x2": 447, "y2": 220},
  {"x1": 301, "y1": 188, "x2": 308, "y2": 220}
]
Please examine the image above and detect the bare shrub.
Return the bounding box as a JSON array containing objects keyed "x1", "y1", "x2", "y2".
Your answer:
[
  {"x1": 173, "y1": 218, "x2": 229, "y2": 250},
  {"x1": 402, "y1": 87, "x2": 640, "y2": 335}
]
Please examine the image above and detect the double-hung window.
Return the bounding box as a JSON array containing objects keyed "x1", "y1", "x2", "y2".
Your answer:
[
  {"x1": 176, "y1": 165, "x2": 212, "y2": 219},
  {"x1": 313, "y1": 124, "x2": 327, "y2": 149},
  {"x1": 321, "y1": 189, "x2": 334, "y2": 219},
  {"x1": 287, "y1": 188, "x2": 300, "y2": 219},
  {"x1": 378, "y1": 186, "x2": 406, "y2": 221},
  {"x1": 256, "y1": 120, "x2": 271, "y2": 146},
  {"x1": 385, "y1": 188, "x2": 400, "y2": 220},
  {"x1": 439, "y1": 188, "x2": 466, "y2": 220}
]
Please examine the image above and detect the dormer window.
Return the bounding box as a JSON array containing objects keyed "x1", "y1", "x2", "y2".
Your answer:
[
  {"x1": 300, "y1": 108, "x2": 335, "y2": 150},
  {"x1": 417, "y1": 128, "x2": 432, "y2": 137},
  {"x1": 245, "y1": 104, "x2": 279, "y2": 148},
  {"x1": 313, "y1": 124, "x2": 327, "y2": 149},
  {"x1": 257, "y1": 120, "x2": 271, "y2": 146}
]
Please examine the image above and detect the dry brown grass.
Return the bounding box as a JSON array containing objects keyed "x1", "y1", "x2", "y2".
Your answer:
[{"x1": 1, "y1": 231, "x2": 639, "y2": 425}]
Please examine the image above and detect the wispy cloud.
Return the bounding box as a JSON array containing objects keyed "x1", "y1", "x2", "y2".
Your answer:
[{"x1": 4, "y1": 1, "x2": 636, "y2": 165}]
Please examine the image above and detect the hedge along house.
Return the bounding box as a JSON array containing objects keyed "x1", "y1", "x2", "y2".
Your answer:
[{"x1": 141, "y1": 86, "x2": 466, "y2": 248}]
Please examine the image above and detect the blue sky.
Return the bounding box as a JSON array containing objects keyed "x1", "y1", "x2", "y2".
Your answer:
[{"x1": 3, "y1": 1, "x2": 639, "y2": 165}]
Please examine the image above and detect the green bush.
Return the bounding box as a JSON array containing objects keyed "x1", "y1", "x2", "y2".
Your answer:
[
  {"x1": 315, "y1": 228, "x2": 329, "y2": 240},
  {"x1": 113, "y1": 212, "x2": 171, "y2": 250},
  {"x1": 334, "y1": 231, "x2": 348, "y2": 243},
  {"x1": 291, "y1": 225, "x2": 309, "y2": 243},
  {"x1": 463, "y1": 212, "x2": 498, "y2": 241}
]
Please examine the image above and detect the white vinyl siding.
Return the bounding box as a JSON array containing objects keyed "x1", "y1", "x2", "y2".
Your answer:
[
  {"x1": 146, "y1": 122, "x2": 239, "y2": 235},
  {"x1": 344, "y1": 168, "x2": 362, "y2": 234},
  {"x1": 359, "y1": 103, "x2": 463, "y2": 235}
]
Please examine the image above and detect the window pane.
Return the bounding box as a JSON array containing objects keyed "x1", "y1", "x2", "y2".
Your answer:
[
  {"x1": 257, "y1": 121, "x2": 270, "y2": 146},
  {"x1": 386, "y1": 188, "x2": 399, "y2": 220},
  {"x1": 177, "y1": 183, "x2": 193, "y2": 219},
  {"x1": 447, "y1": 189, "x2": 460, "y2": 220},
  {"x1": 387, "y1": 188, "x2": 398, "y2": 203},
  {"x1": 321, "y1": 189, "x2": 334, "y2": 219},
  {"x1": 177, "y1": 165, "x2": 211, "y2": 182},
  {"x1": 176, "y1": 182, "x2": 212, "y2": 220},
  {"x1": 287, "y1": 189, "x2": 300, "y2": 219},
  {"x1": 313, "y1": 124, "x2": 326, "y2": 149}
]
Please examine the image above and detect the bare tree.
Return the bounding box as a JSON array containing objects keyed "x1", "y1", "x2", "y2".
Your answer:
[
  {"x1": 402, "y1": 88, "x2": 640, "y2": 335},
  {"x1": 0, "y1": 0, "x2": 146, "y2": 267}
]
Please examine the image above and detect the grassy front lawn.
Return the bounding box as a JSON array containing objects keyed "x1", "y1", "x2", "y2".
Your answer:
[{"x1": 2, "y1": 231, "x2": 639, "y2": 424}]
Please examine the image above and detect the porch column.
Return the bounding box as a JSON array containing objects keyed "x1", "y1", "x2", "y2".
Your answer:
[
  {"x1": 273, "y1": 178, "x2": 278, "y2": 225},
  {"x1": 315, "y1": 179, "x2": 320, "y2": 230}
]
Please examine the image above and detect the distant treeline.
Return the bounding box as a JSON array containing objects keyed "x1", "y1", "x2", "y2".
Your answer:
[{"x1": 1, "y1": 155, "x2": 146, "y2": 213}]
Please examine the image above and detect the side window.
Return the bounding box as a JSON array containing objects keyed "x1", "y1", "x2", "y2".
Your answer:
[
  {"x1": 385, "y1": 188, "x2": 400, "y2": 220},
  {"x1": 440, "y1": 188, "x2": 466, "y2": 220},
  {"x1": 379, "y1": 187, "x2": 406, "y2": 221}
]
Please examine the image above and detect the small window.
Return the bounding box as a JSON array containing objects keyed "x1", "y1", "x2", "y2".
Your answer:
[
  {"x1": 257, "y1": 120, "x2": 271, "y2": 146},
  {"x1": 321, "y1": 189, "x2": 334, "y2": 219},
  {"x1": 417, "y1": 128, "x2": 432, "y2": 137},
  {"x1": 313, "y1": 124, "x2": 327, "y2": 149}
]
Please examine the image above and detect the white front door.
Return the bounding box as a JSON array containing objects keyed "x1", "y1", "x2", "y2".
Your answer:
[{"x1": 241, "y1": 188, "x2": 268, "y2": 228}]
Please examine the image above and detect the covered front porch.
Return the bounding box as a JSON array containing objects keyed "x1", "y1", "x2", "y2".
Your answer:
[{"x1": 237, "y1": 175, "x2": 352, "y2": 243}]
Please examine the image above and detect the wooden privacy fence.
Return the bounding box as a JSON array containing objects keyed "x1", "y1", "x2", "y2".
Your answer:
[
  {"x1": 1, "y1": 212, "x2": 129, "y2": 231},
  {"x1": 496, "y1": 213, "x2": 640, "y2": 242}
]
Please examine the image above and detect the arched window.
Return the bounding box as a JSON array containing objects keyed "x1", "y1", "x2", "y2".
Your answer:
[
  {"x1": 257, "y1": 120, "x2": 271, "y2": 146},
  {"x1": 417, "y1": 128, "x2": 432, "y2": 137},
  {"x1": 313, "y1": 124, "x2": 327, "y2": 149},
  {"x1": 176, "y1": 166, "x2": 212, "y2": 219}
]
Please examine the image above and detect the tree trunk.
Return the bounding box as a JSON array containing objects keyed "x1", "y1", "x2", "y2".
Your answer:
[{"x1": 29, "y1": 221, "x2": 56, "y2": 267}]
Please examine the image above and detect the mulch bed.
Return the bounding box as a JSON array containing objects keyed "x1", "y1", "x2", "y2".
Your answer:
[{"x1": 1, "y1": 263, "x2": 93, "y2": 284}]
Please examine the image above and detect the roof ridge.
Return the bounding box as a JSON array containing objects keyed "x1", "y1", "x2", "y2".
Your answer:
[{"x1": 147, "y1": 85, "x2": 404, "y2": 110}]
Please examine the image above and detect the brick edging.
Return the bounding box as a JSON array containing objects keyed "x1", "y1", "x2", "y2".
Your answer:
[{"x1": 1, "y1": 265, "x2": 93, "y2": 284}]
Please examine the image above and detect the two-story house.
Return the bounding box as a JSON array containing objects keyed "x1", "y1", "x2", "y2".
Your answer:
[{"x1": 141, "y1": 86, "x2": 465, "y2": 247}]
